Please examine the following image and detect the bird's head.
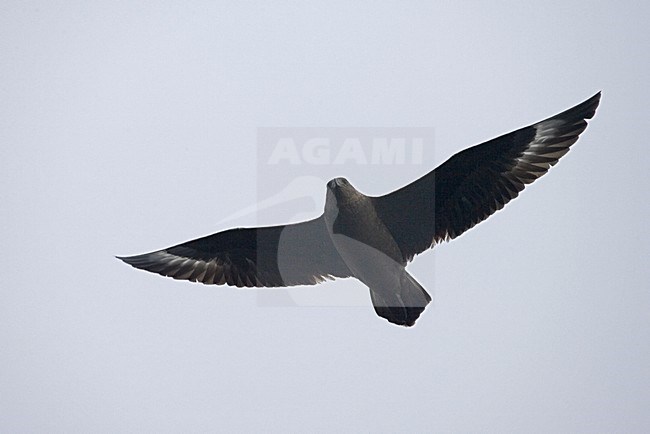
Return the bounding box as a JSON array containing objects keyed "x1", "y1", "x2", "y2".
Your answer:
[
  {"x1": 326, "y1": 177, "x2": 358, "y2": 202},
  {"x1": 327, "y1": 177, "x2": 350, "y2": 191},
  {"x1": 324, "y1": 177, "x2": 348, "y2": 225},
  {"x1": 325, "y1": 177, "x2": 364, "y2": 218}
]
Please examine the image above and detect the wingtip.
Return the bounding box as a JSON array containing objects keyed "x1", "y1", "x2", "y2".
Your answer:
[
  {"x1": 115, "y1": 254, "x2": 139, "y2": 266},
  {"x1": 585, "y1": 91, "x2": 602, "y2": 118},
  {"x1": 554, "y1": 91, "x2": 601, "y2": 122}
]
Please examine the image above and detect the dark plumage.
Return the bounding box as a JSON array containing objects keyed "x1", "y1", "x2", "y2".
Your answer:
[{"x1": 118, "y1": 92, "x2": 601, "y2": 326}]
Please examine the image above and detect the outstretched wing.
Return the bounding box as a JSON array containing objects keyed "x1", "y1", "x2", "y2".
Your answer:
[
  {"x1": 373, "y1": 92, "x2": 601, "y2": 262},
  {"x1": 117, "y1": 216, "x2": 351, "y2": 287}
]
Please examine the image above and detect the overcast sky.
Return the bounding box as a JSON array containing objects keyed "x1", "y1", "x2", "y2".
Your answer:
[{"x1": 2, "y1": 1, "x2": 649, "y2": 432}]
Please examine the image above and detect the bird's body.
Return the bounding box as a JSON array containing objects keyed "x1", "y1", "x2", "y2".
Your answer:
[
  {"x1": 118, "y1": 92, "x2": 601, "y2": 327},
  {"x1": 324, "y1": 178, "x2": 430, "y2": 325}
]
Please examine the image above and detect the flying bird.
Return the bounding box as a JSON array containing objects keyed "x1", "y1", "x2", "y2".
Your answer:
[{"x1": 118, "y1": 92, "x2": 601, "y2": 327}]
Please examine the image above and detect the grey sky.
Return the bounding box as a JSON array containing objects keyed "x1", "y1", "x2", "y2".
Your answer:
[{"x1": 1, "y1": 1, "x2": 649, "y2": 432}]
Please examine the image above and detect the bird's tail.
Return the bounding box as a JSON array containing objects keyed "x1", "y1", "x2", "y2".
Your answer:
[{"x1": 369, "y1": 271, "x2": 431, "y2": 327}]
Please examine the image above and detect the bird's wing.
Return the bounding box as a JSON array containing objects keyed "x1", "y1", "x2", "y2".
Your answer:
[
  {"x1": 117, "y1": 216, "x2": 351, "y2": 287},
  {"x1": 373, "y1": 92, "x2": 601, "y2": 262}
]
